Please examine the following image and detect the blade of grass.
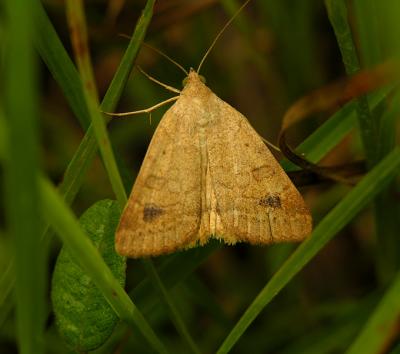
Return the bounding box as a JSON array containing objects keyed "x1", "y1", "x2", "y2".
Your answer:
[
  {"x1": 351, "y1": 0, "x2": 381, "y2": 67},
  {"x1": 65, "y1": 0, "x2": 127, "y2": 205},
  {"x1": 143, "y1": 260, "x2": 202, "y2": 354},
  {"x1": 90, "y1": 245, "x2": 220, "y2": 354},
  {"x1": 58, "y1": 0, "x2": 157, "y2": 205},
  {"x1": 280, "y1": 295, "x2": 379, "y2": 354},
  {"x1": 218, "y1": 0, "x2": 287, "y2": 114},
  {"x1": 258, "y1": 0, "x2": 322, "y2": 99},
  {"x1": 33, "y1": 0, "x2": 91, "y2": 129},
  {"x1": 281, "y1": 85, "x2": 392, "y2": 171},
  {"x1": 130, "y1": 243, "x2": 220, "y2": 311},
  {"x1": 3, "y1": 0, "x2": 45, "y2": 353},
  {"x1": 324, "y1": 0, "x2": 377, "y2": 165},
  {"x1": 217, "y1": 147, "x2": 400, "y2": 354},
  {"x1": 183, "y1": 274, "x2": 231, "y2": 328},
  {"x1": 326, "y1": 0, "x2": 400, "y2": 284},
  {"x1": 390, "y1": 343, "x2": 400, "y2": 354},
  {"x1": 369, "y1": 1, "x2": 400, "y2": 284},
  {"x1": 0, "y1": 260, "x2": 14, "y2": 311},
  {"x1": 34, "y1": 0, "x2": 155, "y2": 126},
  {"x1": 373, "y1": 93, "x2": 400, "y2": 282},
  {"x1": 346, "y1": 271, "x2": 400, "y2": 354}
]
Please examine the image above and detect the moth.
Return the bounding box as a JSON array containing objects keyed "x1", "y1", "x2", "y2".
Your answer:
[{"x1": 111, "y1": 2, "x2": 312, "y2": 258}]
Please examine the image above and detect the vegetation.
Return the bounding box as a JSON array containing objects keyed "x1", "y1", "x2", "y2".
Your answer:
[{"x1": 1, "y1": 0, "x2": 399, "y2": 353}]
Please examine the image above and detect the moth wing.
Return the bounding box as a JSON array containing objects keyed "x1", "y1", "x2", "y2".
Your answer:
[
  {"x1": 207, "y1": 96, "x2": 312, "y2": 244},
  {"x1": 116, "y1": 103, "x2": 201, "y2": 258}
]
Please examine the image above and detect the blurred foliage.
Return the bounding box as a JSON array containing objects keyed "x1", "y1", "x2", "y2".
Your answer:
[{"x1": 1, "y1": 0, "x2": 400, "y2": 353}]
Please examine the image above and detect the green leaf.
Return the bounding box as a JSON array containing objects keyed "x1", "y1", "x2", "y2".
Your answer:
[
  {"x1": 51, "y1": 200, "x2": 125, "y2": 351},
  {"x1": 40, "y1": 178, "x2": 168, "y2": 354}
]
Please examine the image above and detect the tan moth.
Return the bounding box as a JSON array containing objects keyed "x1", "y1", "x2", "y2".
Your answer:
[{"x1": 110, "y1": 1, "x2": 312, "y2": 258}]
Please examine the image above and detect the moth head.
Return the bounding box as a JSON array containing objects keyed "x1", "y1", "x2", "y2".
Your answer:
[{"x1": 182, "y1": 68, "x2": 206, "y2": 87}]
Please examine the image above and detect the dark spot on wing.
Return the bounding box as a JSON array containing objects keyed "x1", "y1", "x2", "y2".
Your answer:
[
  {"x1": 143, "y1": 203, "x2": 164, "y2": 222},
  {"x1": 259, "y1": 194, "x2": 281, "y2": 208}
]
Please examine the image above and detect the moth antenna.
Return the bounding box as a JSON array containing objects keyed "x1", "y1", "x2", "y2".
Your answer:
[
  {"x1": 143, "y1": 43, "x2": 189, "y2": 75},
  {"x1": 261, "y1": 136, "x2": 281, "y2": 153},
  {"x1": 197, "y1": 0, "x2": 252, "y2": 74},
  {"x1": 117, "y1": 35, "x2": 188, "y2": 75},
  {"x1": 103, "y1": 96, "x2": 179, "y2": 117},
  {"x1": 137, "y1": 66, "x2": 181, "y2": 94}
]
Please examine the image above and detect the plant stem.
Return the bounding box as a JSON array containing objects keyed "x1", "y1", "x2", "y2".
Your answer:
[{"x1": 325, "y1": 0, "x2": 377, "y2": 166}]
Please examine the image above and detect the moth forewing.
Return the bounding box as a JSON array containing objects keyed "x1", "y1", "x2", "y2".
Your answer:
[
  {"x1": 115, "y1": 84, "x2": 203, "y2": 258},
  {"x1": 204, "y1": 88, "x2": 312, "y2": 244},
  {"x1": 115, "y1": 71, "x2": 312, "y2": 258}
]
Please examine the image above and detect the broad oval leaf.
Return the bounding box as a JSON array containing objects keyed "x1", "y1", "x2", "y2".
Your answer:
[{"x1": 51, "y1": 199, "x2": 126, "y2": 351}]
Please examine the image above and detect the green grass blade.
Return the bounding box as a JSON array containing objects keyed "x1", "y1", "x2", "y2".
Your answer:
[
  {"x1": 39, "y1": 177, "x2": 168, "y2": 354},
  {"x1": 390, "y1": 344, "x2": 400, "y2": 354},
  {"x1": 351, "y1": 0, "x2": 381, "y2": 67},
  {"x1": 219, "y1": 0, "x2": 286, "y2": 107},
  {"x1": 57, "y1": 126, "x2": 98, "y2": 205},
  {"x1": 65, "y1": 0, "x2": 127, "y2": 205},
  {"x1": 324, "y1": 0, "x2": 377, "y2": 165},
  {"x1": 0, "y1": 227, "x2": 13, "y2": 326},
  {"x1": 91, "y1": 245, "x2": 219, "y2": 352},
  {"x1": 33, "y1": 0, "x2": 91, "y2": 129},
  {"x1": 57, "y1": 0, "x2": 156, "y2": 202},
  {"x1": 183, "y1": 274, "x2": 231, "y2": 328},
  {"x1": 217, "y1": 147, "x2": 400, "y2": 354},
  {"x1": 3, "y1": 0, "x2": 45, "y2": 352},
  {"x1": 280, "y1": 296, "x2": 376, "y2": 354},
  {"x1": 101, "y1": 11, "x2": 154, "y2": 112},
  {"x1": 346, "y1": 271, "x2": 400, "y2": 354},
  {"x1": 367, "y1": 1, "x2": 400, "y2": 283},
  {"x1": 373, "y1": 86, "x2": 400, "y2": 282},
  {"x1": 281, "y1": 86, "x2": 392, "y2": 171},
  {"x1": 58, "y1": 0, "x2": 156, "y2": 207},
  {"x1": 131, "y1": 244, "x2": 219, "y2": 311},
  {"x1": 326, "y1": 0, "x2": 400, "y2": 284},
  {"x1": 34, "y1": 0, "x2": 156, "y2": 128},
  {"x1": 258, "y1": 0, "x2": 322, "y2": 99},
  {"x1": 143, "y1": 260, "x2": 202, "y2": 354}
]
